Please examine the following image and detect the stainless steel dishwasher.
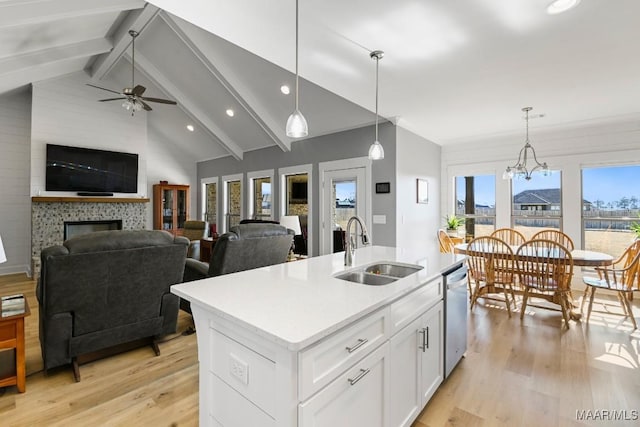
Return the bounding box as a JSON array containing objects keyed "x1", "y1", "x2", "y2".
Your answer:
[{"x1": 443, "y1": 261, "x2": 468, "y2": 379}]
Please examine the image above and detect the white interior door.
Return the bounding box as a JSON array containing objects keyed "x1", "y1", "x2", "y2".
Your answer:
[{"x1": 320, "y1": 166, "x2": 367, "y2": 255}]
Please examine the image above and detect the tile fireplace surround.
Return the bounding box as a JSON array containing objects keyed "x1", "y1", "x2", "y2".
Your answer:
[{"x1": 31, "y1": 197, "x2": 149, "y2": 277}]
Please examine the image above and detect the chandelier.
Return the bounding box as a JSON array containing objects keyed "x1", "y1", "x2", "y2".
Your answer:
[{"x1": 503, "y1": 107, "x2": 549, "y2": 181}]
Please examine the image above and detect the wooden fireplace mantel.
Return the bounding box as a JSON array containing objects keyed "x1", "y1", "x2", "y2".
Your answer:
[{"x1": 32, "y1": 196, "x2": 150, "y2": 203}]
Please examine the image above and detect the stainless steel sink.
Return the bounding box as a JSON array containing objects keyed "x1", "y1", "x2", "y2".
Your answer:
[
  {"x1": 334, "y1": 271, "x2": 397, "y2": 286},
  {"x1": 334, "y1": 261, "x2": 423, "y2": 285},
  {"x1": 364, "y1": 262, "x2": 423, "y2": 278}
]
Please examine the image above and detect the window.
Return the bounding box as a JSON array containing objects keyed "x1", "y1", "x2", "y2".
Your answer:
[
  {"x1": 455, "y1": 175, "x2": 496, "y2": 239},
  {"x1": 201, "y1": 176, "x2": 218, "y2": 235},
  {"x1": 247, "y1": 170, "x2": 274, "y2": 221},
  {"x1": 511, "y1": 171, "x2": 561, "y2": 240},
  {"x1": 222, "y1": 174, "x2": 243, "y2": 232},
  {"x1": 582, "y1": 165, "x2": 640, "y2": 259}
]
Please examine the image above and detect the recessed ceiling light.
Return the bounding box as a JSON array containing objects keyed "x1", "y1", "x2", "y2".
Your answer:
[
  {"x1": 226, "y1": 109, "x2": 235, "y2": 117},
  {"x1": 186, "y1": 124, "x2": 194, "y2": 132},
  {"x1": 280, "y1": 85, "x2": 290, "y2": 95},
  {"x1": 546, "y1": 0, "x2": 581, "y2": 15}
]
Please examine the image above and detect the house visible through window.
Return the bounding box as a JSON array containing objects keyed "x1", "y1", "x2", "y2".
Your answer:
[{"x1": 511, "y1": 171, "x2": 562, "y2": 239}]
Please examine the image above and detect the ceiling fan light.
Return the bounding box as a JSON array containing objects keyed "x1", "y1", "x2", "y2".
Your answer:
[
  {"x1": 368, "y1": 140, "x2": 385, "y2": 160},
  {"x1": 286, "y1": 109, "x2": 308, "y2": 138}
]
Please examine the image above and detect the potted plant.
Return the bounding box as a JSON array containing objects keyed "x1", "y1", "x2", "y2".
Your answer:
[
  {"x1": 631, "y1": 214, "x2": 640, "y2": 239},
  {"x1": 444, "y1": 214, "x2": 465, "y2": 237}
]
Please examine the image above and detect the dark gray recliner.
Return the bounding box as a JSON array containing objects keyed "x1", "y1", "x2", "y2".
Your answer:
[
  {"x1": 37, "y1": 230, "x2": 189, "y2": 381},
  {"x1": 181, "y1": 223, "x2": 294, "y2": 312}
]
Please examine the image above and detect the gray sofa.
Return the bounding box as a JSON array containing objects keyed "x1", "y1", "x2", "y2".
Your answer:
[
  {"x1": 181, "y1": 223, "x2": 293, "y2": 312},
  {"x1": 37, "y1": 230, "x2": 189, "y2": 381}
]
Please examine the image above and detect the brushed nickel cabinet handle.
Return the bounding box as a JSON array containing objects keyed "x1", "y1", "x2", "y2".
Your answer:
[
  {"x1": 419, "y1": 329, "x2": 427, "y2": 352},
  {"x1": 348, "y1": 368, "x2": 370, "y2": 386},
  {"x1": 346, "y1": 338, "x2": 368, "y2": 353}
]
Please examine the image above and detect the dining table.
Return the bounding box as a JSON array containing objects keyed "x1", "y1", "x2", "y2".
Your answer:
[{"x1": 453, "y1": 243, "x2": 615, "y2": 321}]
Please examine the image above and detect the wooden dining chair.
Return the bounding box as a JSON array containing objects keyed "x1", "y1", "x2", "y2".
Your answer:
[
  {"x1": 466, "y1": 236, "x2": 518, "y2": 317},
  {"x1": 516, "y1": 239, "x2": 574, "y2": 328},
  {"x1": 491, "y1": 228, "x2": 526, "y2": 247},
  {"x1": 580, "y1": 240, "x2": 640, "y2": 329},
  {"x1": 530, "y1": 229, "x2": 575, "y2": 251},
  {"x1": 438, "y1": 229, "x2": 455, "y2": 253}
]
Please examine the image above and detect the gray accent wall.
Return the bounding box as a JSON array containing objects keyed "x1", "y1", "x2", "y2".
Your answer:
[{"x1": 197, "y1": 122, "x2": 397, "y2": 255}]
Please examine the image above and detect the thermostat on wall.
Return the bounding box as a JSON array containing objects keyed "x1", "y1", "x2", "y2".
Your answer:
[{"x1": 375, "y1": 182, "x2": 390, "y2": 194}]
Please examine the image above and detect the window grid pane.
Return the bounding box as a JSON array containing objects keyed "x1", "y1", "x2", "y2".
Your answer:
[
  {"x1": 455, "y1": 175, "x2": 496, "y2": 240},
  {"x1": 511, "y1": 171, "x2": 562, "y2": 238}
]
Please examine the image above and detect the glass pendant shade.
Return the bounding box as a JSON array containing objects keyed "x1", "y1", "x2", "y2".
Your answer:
[
  {"x1": 368, "y1": 140, "x2": 384, "y2": 160},
  {"x1": 286, "y1": 109, "x2": 308, "y2": 138}
]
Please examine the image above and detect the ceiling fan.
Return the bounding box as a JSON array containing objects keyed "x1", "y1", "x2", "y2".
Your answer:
[{"x1": 87, "y1": 30, "x2": 177, "y2": 115}]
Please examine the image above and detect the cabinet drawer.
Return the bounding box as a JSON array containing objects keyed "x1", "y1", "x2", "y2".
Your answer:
[
  {"x1": 390, "y1": 279, "x2": 442, "y2": 335},
  {"x1": 210, "y1": 328, "x2": 276, "y2": 416},
  {"x1": 209, "y1": 373, "x2": 274, "y2": 427},
  {"x1": 299, "y1": 308, "x2": 388, "y2": 401},
  {"x1": 299, "y1": 342, "x2": 388, "y2": 427}
]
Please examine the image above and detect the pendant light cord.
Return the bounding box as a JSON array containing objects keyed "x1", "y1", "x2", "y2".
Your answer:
[{"x1": 295, "y1": 0, "x2": 300, "y2": 111}]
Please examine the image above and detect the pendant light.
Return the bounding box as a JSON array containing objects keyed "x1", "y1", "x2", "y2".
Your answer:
[
  {"x1": 286, "y1": 0, "x2": 308, "y2": 138},
  {"x1": 503, "y1": 107, "x2": 550, "y2": 181},
  {"x1": 368, "y1": 50, "x2": 384, "y2": 160}
]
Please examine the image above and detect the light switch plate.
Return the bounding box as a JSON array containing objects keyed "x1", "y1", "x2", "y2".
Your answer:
[{"x1": 373, "y1": 215, "x2": 386, "y2": 224}]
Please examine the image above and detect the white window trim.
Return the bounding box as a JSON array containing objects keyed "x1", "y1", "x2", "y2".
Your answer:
[
  {"x1": 222, "y1": 173, "x2": 244, "y2": 233},
  {"x1": 200, "y1": 176, "x2": 218, "y2": 224},
  {"x1": 278, "y1": 164, "x2": 313, "y2": 257},
  {"x1": 247, "y1": 169, "x2": 274, "y2": 220}
]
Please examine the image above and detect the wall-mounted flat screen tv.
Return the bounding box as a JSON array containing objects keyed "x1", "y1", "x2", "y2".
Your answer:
[{"x1": 46, "y1": 144, "x2": 138, "y2": 193}]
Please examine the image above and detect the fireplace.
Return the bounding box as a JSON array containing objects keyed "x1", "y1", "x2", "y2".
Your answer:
[
  {"x1": 64, "y1": 219, "x2": 123, "y2": 240},
  {"x1": 31, "y1": 198, "x2": 149, "y2": 278}
]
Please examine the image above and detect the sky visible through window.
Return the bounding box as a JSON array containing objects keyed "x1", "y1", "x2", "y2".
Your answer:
[
  {"x1": 456, "y1": 165, "x2": 640, "y2": 208},
  {"x1": 582, "y1": 165, "x2": 640, "y2": 207}
]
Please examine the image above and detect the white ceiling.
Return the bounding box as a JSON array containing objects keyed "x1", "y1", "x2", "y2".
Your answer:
[
  {"x1": 148, "y1": 0, "x2": 640, "y2": 144},
  {"x1": 2, "y1": 0, "x2": 639, "y2": 161}
]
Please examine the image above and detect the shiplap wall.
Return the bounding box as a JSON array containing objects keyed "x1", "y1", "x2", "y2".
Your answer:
[
  {"x1": 0, "y1": 89, "x2": 32, "y2": 275},
  {"x1": 441, "y1": 117, "x2": 640, "y2": 250},
  {"x1": 30, "y1": 71, "x2": 148, "y2": 197}
]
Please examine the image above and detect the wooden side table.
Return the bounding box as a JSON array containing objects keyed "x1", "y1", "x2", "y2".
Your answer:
[
  {"x1": 199, "y1": 236, "x2": 218, "y2": 262},
  {"x1": 0, "y1": 298, "x2": 30, "y2": 393}
]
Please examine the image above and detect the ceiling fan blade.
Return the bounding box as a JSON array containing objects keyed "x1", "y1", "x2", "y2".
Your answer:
[
  {"x1": 140, "y1": 97, "x2": 177, "y2": 105},
  {"x1": 132, "y1": 85, "x2": 146, "y2": 96},
  {"x1": 86, "y1": 83, "x2": 122, "y2": 95},
  {"x1": 98, "y1": 97, "x2": 127, "y2": 102},
  {"x1": 140, "y1": 100, "x2": 153, "y2": 111}
]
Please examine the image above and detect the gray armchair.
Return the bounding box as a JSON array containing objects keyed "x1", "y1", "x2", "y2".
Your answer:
[
  {"x1": 181, "y1": 223, "x2": 294, "y2": 312},
  {"x1": 37, "y1": 230, "x2": 189, "y2": 381}
]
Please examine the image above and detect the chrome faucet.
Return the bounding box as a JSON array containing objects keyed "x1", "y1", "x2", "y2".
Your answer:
[{"x1": 344, "y1": 215, "x2": 370, "y2": 266}]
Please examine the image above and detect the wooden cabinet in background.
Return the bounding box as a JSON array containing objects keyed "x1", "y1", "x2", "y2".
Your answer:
[{"x1": 153, "y1": 184, "x2": 189, "y2": 236}]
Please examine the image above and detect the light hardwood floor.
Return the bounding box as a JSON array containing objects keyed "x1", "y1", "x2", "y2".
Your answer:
[{"x1": 0, "y1": 273, "x2": 638, "y2": 426}]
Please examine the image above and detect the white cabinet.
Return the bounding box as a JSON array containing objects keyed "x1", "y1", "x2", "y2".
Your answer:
[
  {"x1": 299, "y1": 343, "x2": 389, "y2": 427},
  {"x1": 191, "y1": 275, "x2": 444, "y2": 427},
  {"x1": 388, "y1": 301, "x2": 443, "y2": 427},
  {"x1": 418, "y1": 301, "x2": 443, "y2": 406}
]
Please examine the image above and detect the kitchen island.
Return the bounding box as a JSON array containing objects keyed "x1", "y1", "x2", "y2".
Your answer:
[{"x1": 172, "y1": 245, "x2": 464, "y2": 427}]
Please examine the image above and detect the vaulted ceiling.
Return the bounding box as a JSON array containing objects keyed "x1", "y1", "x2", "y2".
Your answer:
[{"x1": 2, "y1": 0, "x2": 639, "y2": 161}]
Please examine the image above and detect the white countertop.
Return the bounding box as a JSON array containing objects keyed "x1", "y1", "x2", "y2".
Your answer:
[{"x1": 171, "y1": 245, "x2": 464, "y2": 351}]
